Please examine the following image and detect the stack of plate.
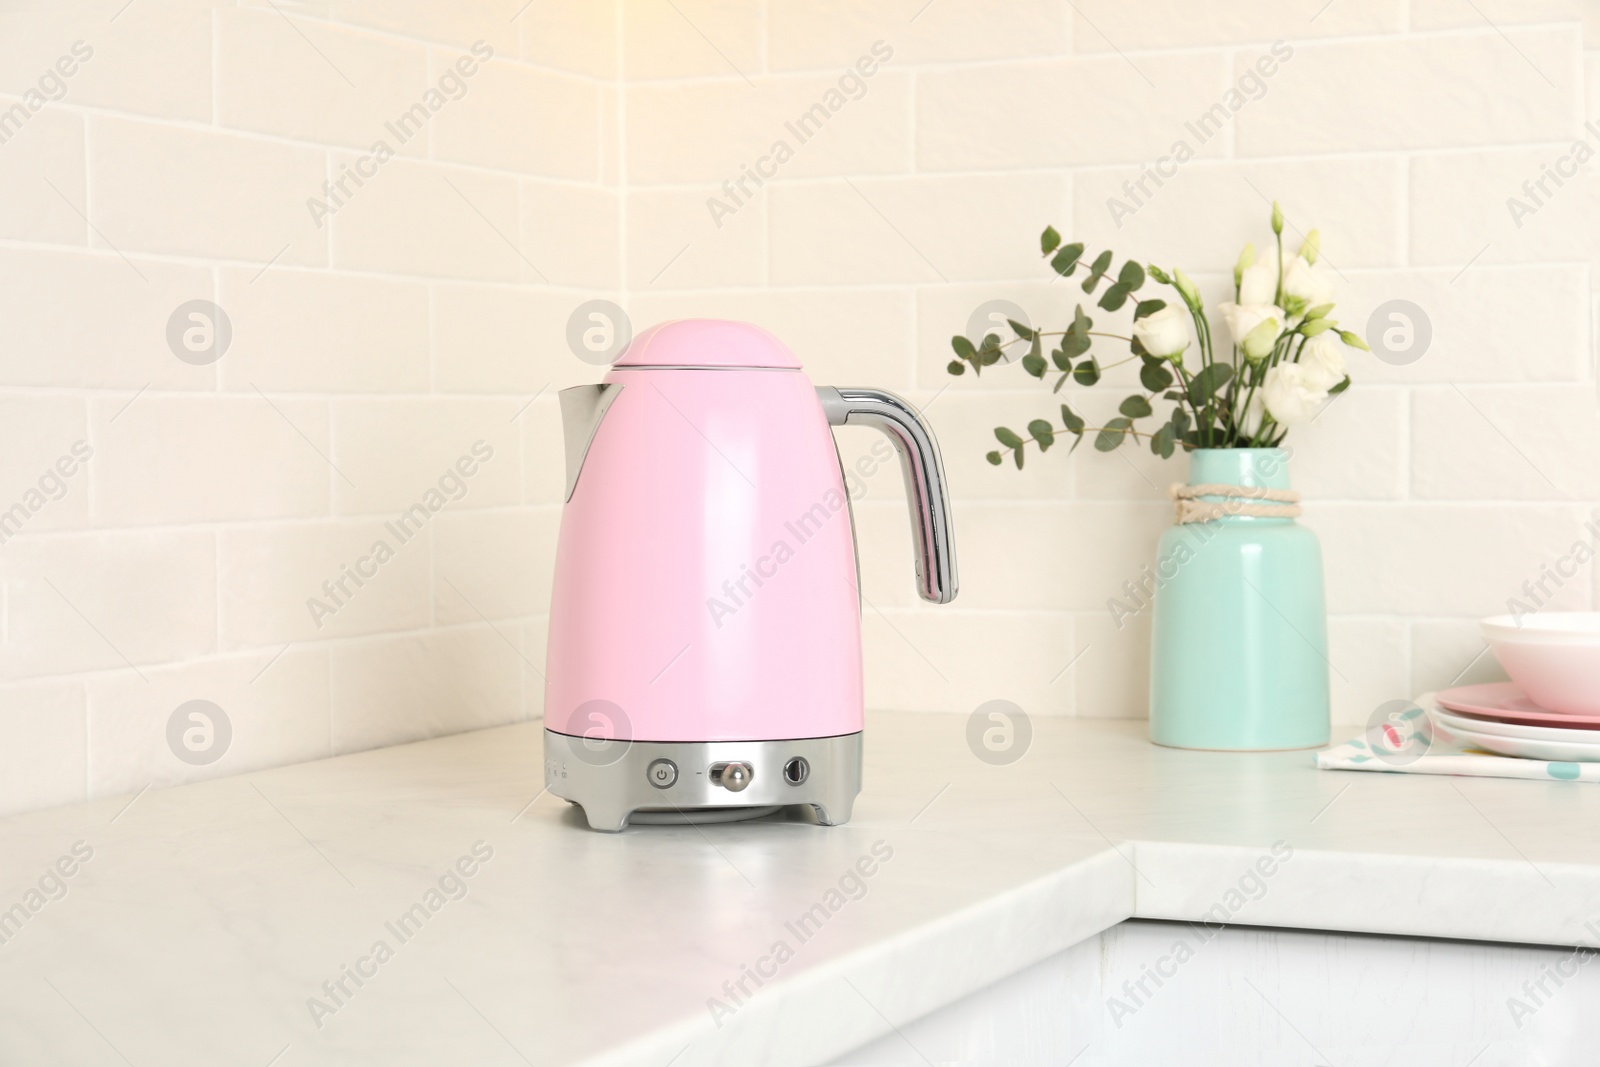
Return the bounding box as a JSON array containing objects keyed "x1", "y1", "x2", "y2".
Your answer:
[
  {"x1": 1434, "y1": 613, "x2": 1600, "y2": 762},
  {"x1": 1434, "y1": 683, "x2": 1600, "y2": 761}
]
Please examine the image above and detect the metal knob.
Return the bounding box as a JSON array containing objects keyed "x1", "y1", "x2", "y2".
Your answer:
[
  {"x1": 646, "y1": 758, "x2": 677, "y2": 789},
  {"x1": 717, "y1": 762, "x2": 754, "y2": 792}
]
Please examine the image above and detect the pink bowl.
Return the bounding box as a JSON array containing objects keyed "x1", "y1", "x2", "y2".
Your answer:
[{"x1": 1482, "y1": 613, "x2": 1600, "y2": 716}]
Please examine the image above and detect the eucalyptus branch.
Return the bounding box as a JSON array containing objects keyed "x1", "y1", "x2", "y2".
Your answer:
[
  {"x1": 989, "y1": 329, "x2": 1136, "y2": 350},
  {"x1": 1017, "y1": 424, "x2": 1156, "y2": 448}
]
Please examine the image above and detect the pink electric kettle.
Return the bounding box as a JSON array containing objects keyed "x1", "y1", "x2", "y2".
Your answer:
[{"x1": 543, "y1": 319, "x2": 958, "y2": 831}]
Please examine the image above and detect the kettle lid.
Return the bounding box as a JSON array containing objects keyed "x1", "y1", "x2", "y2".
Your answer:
[{"x1": 613, "y1": 319, "x2": 802, "y2": 370}]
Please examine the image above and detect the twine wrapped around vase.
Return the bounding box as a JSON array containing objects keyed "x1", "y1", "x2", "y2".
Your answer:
[{"x1": 1169, "y1": 482, "x2": 1302, "y2": 524}]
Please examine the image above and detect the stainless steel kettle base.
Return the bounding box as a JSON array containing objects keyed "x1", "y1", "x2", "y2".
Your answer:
[
  {"x1": 629, "y1": 805, "x2": 782, "y2": 826},
  {"x1": 542, "y1": 730, "x2": 862, "y2": 833}
]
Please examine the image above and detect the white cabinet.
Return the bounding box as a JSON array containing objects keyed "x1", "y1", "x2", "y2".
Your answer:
[{"x1": 834, "y1": 920, "x2": 1599, "y2": 1066}]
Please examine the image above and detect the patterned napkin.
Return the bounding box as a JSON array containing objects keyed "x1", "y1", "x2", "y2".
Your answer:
[{"x1": 1315, "y1": 696, "x2": 1600, "y2": 783}]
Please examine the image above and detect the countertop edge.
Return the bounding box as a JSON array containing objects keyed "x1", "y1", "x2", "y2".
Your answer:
[{"x1": 576, "y1": 848, "x2": 1134, "y2": 1067}]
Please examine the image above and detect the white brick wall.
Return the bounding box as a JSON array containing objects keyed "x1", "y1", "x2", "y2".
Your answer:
[
  {"x1": 1, "y1": 0, "x2": 1595, "y2": 816},
  {"x1": 0, "y1": 0, "x2": 615, "y2": 815}
]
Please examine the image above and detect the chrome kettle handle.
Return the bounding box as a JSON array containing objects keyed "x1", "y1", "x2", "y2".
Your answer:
[{"x1": 817, "y1": 387, "x2": 958, "y2": 604}]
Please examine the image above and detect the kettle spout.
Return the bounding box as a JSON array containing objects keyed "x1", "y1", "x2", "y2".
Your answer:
[{"x1": 558, "y1": 384, "x2": 624, "y2": 502}]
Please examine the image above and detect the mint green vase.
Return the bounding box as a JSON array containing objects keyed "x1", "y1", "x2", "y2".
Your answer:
[{"x1": 1149, "y1": 448, "x2": 1330, "y2": 751}]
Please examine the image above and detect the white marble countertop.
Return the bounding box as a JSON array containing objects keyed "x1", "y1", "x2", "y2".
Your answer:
[{"x1": 3, "y1": 711, "x2": 1599, "y2": 1067}]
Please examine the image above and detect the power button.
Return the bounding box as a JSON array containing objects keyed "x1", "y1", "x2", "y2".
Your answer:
[{"x1": 646, "y1": 758, "x2": 677, "y2": 789}]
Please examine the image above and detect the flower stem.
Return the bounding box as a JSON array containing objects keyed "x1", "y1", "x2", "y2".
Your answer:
[{"x1": 1274, "y1": 230, "x2": 1285, "y2": 306}]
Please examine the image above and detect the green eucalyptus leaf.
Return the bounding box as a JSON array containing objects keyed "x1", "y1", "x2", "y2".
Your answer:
[
  {"x1": 1081, "y1": 250, "x2": 1113, "y2": 293},
  {"x1": 1028, "y1": 419, "x2": 1055, "y2": 451},
  {"x1": 1187, "y1": 362, "x2": 1233, "y2": 406},
  {"x1": 1051, "y1": 347, "x2": 1072, "y2": 372},
  {"x1": 1073, "y1": 358, "x2": 1102, "y2": 386},
  {"x1": 986, "y1": 450, "x2": 1003, "y2": 466},
  {"x1": 1118, "y1": 260, "x2": 1146, "y2": 290},
  {"x1": 1008, "y1": 319, "x2": 1037, "y2": 341},
  {"x1": 1152, "y1": 423, "x2": 1175, "y2": 459},
  {"x1": 1170, "y1": 406, "x2": 1190, "y2": 438},
  {"x1": 1060, "y1": 403, "x2": 1085, "y2": 435},
  {"x1": 1094, "y1": 417, "x2": 1132, "y2": 452},
  {"x1": 1120, "y1": 395, "x2": 1153, "y2": 418},
  {"x1": 1041, "y1": 226, "x2": 1061, "y2": 255},
  {"x1": 1021, "y1": 353, "x2": 1047, "y2": 378},
  {"x1": 978, "y1": 334, "x2": 1005, "y2": 366},
  {"x1": 1013, "y1": 447, "x2": 1025, "y2": 470},
  {"x1": 946, "y1": 359, "x2": 965, "y2": 376},
  {"x1": 1098, "y1": 283, "x2": 1130, "y2": 312},
  {"x1": 1206, "y1": 362, "x2": 1235, "y2": 393},
  {"x1": 1050, "y1": 242, "x2": 1084, "y2": 276},
  {"x1": 994, "y1": 426, "x2": 1023, "y2": 448},
  {"x1": 1139, "y1": 358, "x2": 1174, "y2": 392},
  {"x1": 951, "y1": 335, "x2": 977, "y2": 360},
  {"x1": 1133, "y1": 298, "x2": 1166, "y2": 320}
]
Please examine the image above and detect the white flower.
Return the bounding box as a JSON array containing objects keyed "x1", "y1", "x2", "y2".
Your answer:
[
  {"x1": 1261, "y1": 363, "x2": 1329, "y2": 426},
  {"x1": 1238, "y1": 247, "x2": 1279, "y2": 307},
  {"x1": 1218, "y1": 302, "x2": 1285, "y2": 361},
  {"x1": 1238, "y1": 245, "x2": 1333, "y2": 317},
  {"x1": 1133, "y1": 304, "x2": 1190, "y2": 362},
  {"x1": 1298, "y1": 331, "x2": 1348, "y2": 393},
  {"x1": 1281, "y1": 255, "x2": 1334, "y2": 314}
]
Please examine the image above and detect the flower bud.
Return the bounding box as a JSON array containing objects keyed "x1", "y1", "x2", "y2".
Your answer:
[
  {"x1": 1233, "y1": 243, "x2": 1255, "y2": 289},
  {"x1": 1271, "y1": 201, "x2": 1284, "y2": 236},
  {"x1": 1242, "y1": 317, "x2": 1281, "y2": 360},
  {"x1": 1338, "y1": 329, "x2": 1371, "y2": 351},
  {"x1": 1173, "y1": 268, "x2": 1202, "y2": 312},
  {"x1": 1299, "y1": 229, "x2": 1321, "y2": 265}
]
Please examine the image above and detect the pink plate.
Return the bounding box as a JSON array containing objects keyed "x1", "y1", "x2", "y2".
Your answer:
[{"x1": 1436, "y1": 682, "x2": 1600, "y2": 730}]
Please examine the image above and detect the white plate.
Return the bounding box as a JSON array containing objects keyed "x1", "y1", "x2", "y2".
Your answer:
[
  {"x1": 1432, "y1": 709, "x2": 1600, "y2": 762},
  {"x1": 1434, "y1": 708, "x2": 1600, "y2": 745}
]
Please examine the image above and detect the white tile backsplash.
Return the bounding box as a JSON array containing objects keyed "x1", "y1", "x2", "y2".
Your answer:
[
  {"x1": 1234, "y1": 30, "x2": 1580, "y2": 155},
  {"x1": 88, "y1": 116, "x2": 330, "y2": 265},
  {"x1": 0, "y1": 2, "x2": 1591, "y2": 814},
  {"x1": 915, "y1": 53, "x2": 1231, "y2": 171},
  {"x1": 213, "y1": 8, "x2": 432, "y2": 152}
]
